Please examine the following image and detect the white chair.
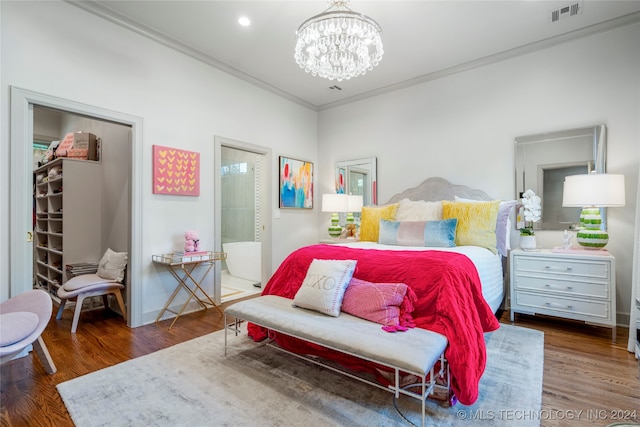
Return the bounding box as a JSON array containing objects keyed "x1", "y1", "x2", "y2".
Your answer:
[
  {"x1": 56, "y1": 248, "x2": 128, "y2": 333},
  {"x1": 0, "y1": 289, "x2": 57, "y2": 374},
  {"x1": 56, "y1": 274, "x2": 127, "y2": 333}
]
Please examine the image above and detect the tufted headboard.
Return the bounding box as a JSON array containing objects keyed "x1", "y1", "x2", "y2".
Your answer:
[{"x1": 385, "y1": 177, "x2": 494, "y2": 204}]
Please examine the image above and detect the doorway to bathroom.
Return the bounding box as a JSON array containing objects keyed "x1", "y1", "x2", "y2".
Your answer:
[{"x1": 214, "y1": 137, "x2": 272, "y2": 303}]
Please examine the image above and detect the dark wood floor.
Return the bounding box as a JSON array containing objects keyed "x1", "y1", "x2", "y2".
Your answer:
[{"x1": 1, "y1": 299, "x2": 638, "y2": 427}]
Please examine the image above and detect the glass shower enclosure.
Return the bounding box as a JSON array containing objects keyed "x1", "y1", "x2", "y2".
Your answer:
[{"x1": 220, "y1": 146, "x2": 263, "y2": 287}]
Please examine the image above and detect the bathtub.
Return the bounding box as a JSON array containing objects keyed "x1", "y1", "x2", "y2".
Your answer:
[{"x1": 222, "y1": 241, "x2": 262, "y2": 283}]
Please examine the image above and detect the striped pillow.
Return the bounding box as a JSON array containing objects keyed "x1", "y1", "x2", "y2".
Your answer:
[
  {"x1": 378, "y1": 218, "x2": 457, "y2": 247},
  {"x1": 341, "y1": 278, "x2": 408, "y2": 326}
]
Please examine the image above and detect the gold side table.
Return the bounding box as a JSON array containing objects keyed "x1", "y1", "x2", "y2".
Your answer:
[{"x1": 152, "y1": 251, "x2": 226, "y2": 329}]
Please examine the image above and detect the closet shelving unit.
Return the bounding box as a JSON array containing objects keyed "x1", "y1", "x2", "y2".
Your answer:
[{"x1": 33, "y1": 158, "x2": 102, "y2": 303}]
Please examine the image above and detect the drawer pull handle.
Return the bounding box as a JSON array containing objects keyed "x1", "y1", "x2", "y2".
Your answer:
[
  {"x1": 545, "y1": 302, "x2": 573, "y2": 310},
  {"x1": 544, "y1": 284, "x2": 573, "y2": 291},
  {"x1": 544, "y1": 266, "x2": 572, "y2": 271}
]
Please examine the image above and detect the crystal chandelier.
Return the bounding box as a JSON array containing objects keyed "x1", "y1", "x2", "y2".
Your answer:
[{"x1": 294, "y1": 0, "x2": 383, "y2": 82}]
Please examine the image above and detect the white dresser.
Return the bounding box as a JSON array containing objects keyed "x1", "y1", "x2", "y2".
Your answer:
[{"x1": 510, "y1": 248, "x2": 616, "y2": 340}]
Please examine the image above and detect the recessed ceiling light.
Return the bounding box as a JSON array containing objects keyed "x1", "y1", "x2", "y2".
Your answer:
[{"x1": 238, "y1": 16, "x2": 251, "y2": 27}]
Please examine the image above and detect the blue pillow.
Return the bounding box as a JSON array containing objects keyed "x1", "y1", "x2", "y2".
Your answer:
[{"x1": 378, "y1": 219, "x2": 457, "y2": 247}]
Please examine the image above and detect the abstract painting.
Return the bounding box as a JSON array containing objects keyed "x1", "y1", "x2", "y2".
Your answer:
[
  {"x1": 279, "y1": 156, "x2": 313, "y2": 209},
  {"x1": 336, "y1": 167, "x2": 346, "y2": 194}
]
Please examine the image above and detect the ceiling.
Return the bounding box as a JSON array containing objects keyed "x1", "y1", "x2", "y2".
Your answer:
[{"x1": 71, "y1": 1, "x2": 640, "y2": 111}]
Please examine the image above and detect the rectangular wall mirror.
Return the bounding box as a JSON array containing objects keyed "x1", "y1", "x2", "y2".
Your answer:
[
  {"x1": 335, "y1": 157, "x2": 377, "y2": 206},
  {"x1": 514, "y1": 125, "x2": 606, "y2": 231}
]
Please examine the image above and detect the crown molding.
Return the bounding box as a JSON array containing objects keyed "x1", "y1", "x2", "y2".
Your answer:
[
  {"x1": 318, "y1": 11, "x2": 640, "y2": 111},
  {"x1": 66, "y1": 2, "x2": 640, "y2": 112},
  {"x1": 66, "y1": 0, "x2": 319, "y2": 111}
]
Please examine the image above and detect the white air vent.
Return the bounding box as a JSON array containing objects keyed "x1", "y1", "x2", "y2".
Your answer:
[{"x1": 550, "y1": 2, "x2": 582, "y2": 23}]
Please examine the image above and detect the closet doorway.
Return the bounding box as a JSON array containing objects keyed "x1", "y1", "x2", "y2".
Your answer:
[
  {"x1": 32, "y1": 106, "x2": 131, "y2": 305},
  {"x1": 9, "y1": 87, "x2": 143, "y2": 327},
  {"x1": 214, "y1": 137, "x2": 271, "y2": 303}
]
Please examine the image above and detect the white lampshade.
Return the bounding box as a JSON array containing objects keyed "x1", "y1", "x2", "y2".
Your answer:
[
  {"x1": 562, "y1": 174, "x2": 626, "y2": 207},
  {"x1": 322, "y1": 193, "x2": 348, "y2": 212},
  {"x1": 347, "y1": 195, "x2": 363, "y2": 213}
]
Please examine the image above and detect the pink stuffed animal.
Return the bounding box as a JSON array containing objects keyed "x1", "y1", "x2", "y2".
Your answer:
[{"x1": 184, "y1": 231, "x2": 200, "y2": 253}]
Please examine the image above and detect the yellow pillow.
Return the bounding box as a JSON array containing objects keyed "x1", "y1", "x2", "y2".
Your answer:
[
  {"x1": 442, "y1": 200, "x2": 500, "y2": 254},
  {"x1": 360, "y1": 204, "x2": 399, "y2": 242}
]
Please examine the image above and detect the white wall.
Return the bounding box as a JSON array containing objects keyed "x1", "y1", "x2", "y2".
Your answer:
[
  {"x1": 33, "y1": 108, "x2": 62, "y2": 141},
  {"x1": 56, "y1": 116, "x2": 132, "y2": 254},
  {"x1": 2, "y1": 1, "x2": 638, "y2": 327},
  {"x1": 0, "y1": 1, "x2": 318, "y2": 323},
  {"x1": 318, "y1": 23, "x2": 640, "y2": 324}
]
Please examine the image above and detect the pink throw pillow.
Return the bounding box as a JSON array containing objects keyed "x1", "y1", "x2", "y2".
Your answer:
[{"x1": 341, "y1": 278, "x2": 410, "y2": 326}]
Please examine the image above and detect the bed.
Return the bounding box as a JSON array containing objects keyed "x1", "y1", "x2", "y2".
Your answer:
[{"x1": 246, "y1": 177, "x2": 513, "y2": 406}]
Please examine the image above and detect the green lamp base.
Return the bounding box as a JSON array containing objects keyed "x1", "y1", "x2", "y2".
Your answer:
[
  {"x1": 327, "y1": 213, "x2": 342, "y2": 238},
  {"x1": 576, "y1": 207, "x2": 608, "y2": 249},
  {"x1": 576, "y1": 229, "x2": 609, "y2": 249}
]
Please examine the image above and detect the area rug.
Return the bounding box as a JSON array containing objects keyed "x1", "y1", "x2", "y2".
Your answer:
[{"x1": 58, "y1": 323, "x2": 543, "y2": 427}]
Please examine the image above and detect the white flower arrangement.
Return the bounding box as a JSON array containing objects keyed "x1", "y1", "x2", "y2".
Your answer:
[{"x1": 520, "y1": 189, "x2": 541, "y2": 236}]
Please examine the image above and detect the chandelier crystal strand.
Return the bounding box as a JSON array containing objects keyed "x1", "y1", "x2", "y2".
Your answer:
[{"x1": 294, "y1": 0, "x2": 383, "y2": 81}]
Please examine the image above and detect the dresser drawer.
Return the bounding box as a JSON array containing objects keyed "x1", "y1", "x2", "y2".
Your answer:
[
  {"x1": 513, "y1": 291, "x2": 611, "y2": 321},
  {"x1": 514, "y1": 256, "x2": 610, "y2": 280},
  {"x1": 513, "y1": 275, "x2": 609, "y2": 299}
]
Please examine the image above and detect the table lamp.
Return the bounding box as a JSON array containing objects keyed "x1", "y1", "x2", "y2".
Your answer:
[
  {"x1": 562, "y1": 173, "x2": 625, "y2": 249},
  {"x1": 346, "y1": 195, "x2": 364, "y2": 225},
  {"x1": 322, "y1": 193, "x2": 348, "y2": 238},
  {"x1": 345, "y1": 195, "x2": 364, "y2": 238}
]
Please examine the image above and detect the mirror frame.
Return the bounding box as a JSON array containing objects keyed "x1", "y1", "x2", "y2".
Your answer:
[
  {"x1": 335, "y1": 157, "x2": 377, "y2": 206},
  {"x1": 514, "y1": 125, "x2": 607, "y2": 231}
]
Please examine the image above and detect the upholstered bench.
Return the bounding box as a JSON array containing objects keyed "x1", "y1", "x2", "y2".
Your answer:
[{"x1": 224, "y1": 295, "x2": 451, "y2": 427}]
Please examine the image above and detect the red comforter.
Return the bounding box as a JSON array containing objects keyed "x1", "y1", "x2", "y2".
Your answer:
[{"x1": 247, "y1": 244, "x2": 500, "y2": 405}]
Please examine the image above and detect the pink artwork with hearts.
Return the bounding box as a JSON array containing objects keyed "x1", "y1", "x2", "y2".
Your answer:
[{"x1": 152, "y1": 145, "x2": 200, "y2": 196}]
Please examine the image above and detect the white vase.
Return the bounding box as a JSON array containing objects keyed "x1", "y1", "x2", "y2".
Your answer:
[{"x1": 520, "y1": 235, "x2": 537, "y2": 250}]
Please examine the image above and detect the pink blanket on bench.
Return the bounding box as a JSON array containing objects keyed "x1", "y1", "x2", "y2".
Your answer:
[{"x1": 247, "y1": 244, "x2": 500, "y2": 405}]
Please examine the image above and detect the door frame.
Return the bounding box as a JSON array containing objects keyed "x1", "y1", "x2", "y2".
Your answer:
[
  {"x1": 214, "y1": 135, "x2": 272, "y2": 299},
  {"x1": 9, "y1": 86, "x2": 144, "y2": 327}
]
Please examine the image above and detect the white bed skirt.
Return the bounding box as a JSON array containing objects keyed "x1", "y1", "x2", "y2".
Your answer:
[{"x1": 331, "y1": 241, "x2": 504, "y2": 313}]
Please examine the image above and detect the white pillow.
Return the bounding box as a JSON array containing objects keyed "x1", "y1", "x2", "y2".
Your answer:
[
  {"x1": 395, "y1": 199, "x2": 443, "y2": 222},
  {"x1": 293, "y1": 259, "x2": 357, "y2": 317},
  {"x1": 97, "y1": 248, "x2": 128, "y2": 282}
]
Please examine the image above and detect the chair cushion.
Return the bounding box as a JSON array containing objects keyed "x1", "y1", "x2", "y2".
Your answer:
[
  {"x1": 0, "y1": 312, "x2": 39, "y2": 346},
  {"x1": 61, "y1": 274, "x2": 119, "y2": 291}
]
